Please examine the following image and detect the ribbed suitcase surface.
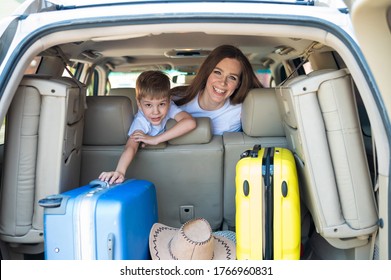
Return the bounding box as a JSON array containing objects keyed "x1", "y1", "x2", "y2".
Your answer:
[
  {"x1": 235, "y1": 145, "x2": 300, "y2": 260},
  {"x1": 39, "y1": 179, "x2": 158, "y2": 260}
]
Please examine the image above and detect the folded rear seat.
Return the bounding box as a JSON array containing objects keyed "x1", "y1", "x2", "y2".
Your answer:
[
  {"x1": 275, "y1": 69, "x2": 378, "y2": 249},
  {"x1": 81, "y1": 96, "x2": 224, "y2": 230},
  {"x1": 222, "y1": 88, "x2": 287, "y2": 231},
  {"x1": 0, "y1": 75, "x2": 85, "y2": 252}
]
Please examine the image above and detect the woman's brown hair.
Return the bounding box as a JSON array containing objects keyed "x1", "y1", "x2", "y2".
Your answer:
[{"x1": 174, "y1": 45, "x2": 262, "y2": 106}]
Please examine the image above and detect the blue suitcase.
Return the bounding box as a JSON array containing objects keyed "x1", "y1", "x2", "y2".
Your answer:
[{"x1": 39, "y1": 179, "x2": 158, "y2": 260}]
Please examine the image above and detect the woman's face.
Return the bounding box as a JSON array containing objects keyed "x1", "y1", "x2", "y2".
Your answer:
[{"x1": 203, "y1": 57, "x2": 241, "y2": 108}]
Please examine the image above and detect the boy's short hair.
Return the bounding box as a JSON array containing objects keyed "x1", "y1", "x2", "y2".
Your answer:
[{"x1": 136, "y1": 70, "x2": 171, "y2": 101}]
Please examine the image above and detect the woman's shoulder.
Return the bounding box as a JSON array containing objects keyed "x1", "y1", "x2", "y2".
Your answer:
[
  {"x1": 178, "y1": 93, "x2": 200, "y2": 110},
  {"x1": 224, "y1": 99, "x2": 242, "y2": 111}
]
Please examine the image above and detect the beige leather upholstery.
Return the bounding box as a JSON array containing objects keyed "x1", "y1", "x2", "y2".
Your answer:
[
  {"x1": 80, "y1": 96, "x2": 223, "y2": 230},
  {"x1": 222, "y1": 88, "x2": 287, "y2": 230},
  {"x1": 128, "y1": 136, "x2": 223, "y2": 230},
  {"x1": 81, "y1": 96, "x2": 133, "y2": 183},
  {"x1": 83, "y1": 96, "x2": 134, "y2": 146},
  {"x1": 0, "y1": 75, "x2": 85, "y2": 250},
  {"x1": 167, "y1": 117, "x2": 212, "y2": 145},
  {"x1": 275, "y1": 69, "x2": 378, "y2": 249},
  {"x1": 108, "y1": 87, "x2": 138, "y2": 114},
  {"x1": 241, "y1": 88, "x2": 285, "y2": 137}
]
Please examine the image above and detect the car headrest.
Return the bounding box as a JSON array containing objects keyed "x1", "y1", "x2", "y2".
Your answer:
[
  {"x1": 241, "y1": 88, "x2": 284, "y2": 137},
  {"x1": 167, "y1": 117, "x2": 212, "y2": 145},
  {"x1": 108, "y1": 87, "x2": 138, "y2": 114},
  {"x1": 84, "y1": 96, "x2": 133, "y2": 145}
]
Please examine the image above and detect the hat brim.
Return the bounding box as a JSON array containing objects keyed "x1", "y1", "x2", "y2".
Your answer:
[{"x1": 149, "y1": 223, "x2": 236, "y2": 260}]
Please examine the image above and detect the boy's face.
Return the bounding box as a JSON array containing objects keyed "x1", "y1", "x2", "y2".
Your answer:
[{"x1": 138, "y1": 97, "x2": 170, "y2": 126}]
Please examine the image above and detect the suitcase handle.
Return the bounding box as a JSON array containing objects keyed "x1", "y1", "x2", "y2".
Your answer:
[
  {"x1": 39, "y1": 180, "x2": 110, "y2": 208},
  {"x1": 38, "y1": 195, "x2": 63, "y2": 208},
  {"x1": 250, "y1": 144, "x2": 261, "y2": 157},
  {"x1": 239, "y1": 144, "x2": 262, "y2": 159},
  {"x1": 89, "y1": 179, "x2": 111, "y2": 189}
]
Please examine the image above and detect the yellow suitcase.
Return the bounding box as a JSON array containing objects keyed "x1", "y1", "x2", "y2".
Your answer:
[{"x1": 235, "y1": 145, "x2": 301, "y2": 260}]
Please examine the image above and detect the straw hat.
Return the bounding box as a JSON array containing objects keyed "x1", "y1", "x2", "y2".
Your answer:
[{"x1": 149, "y1": 218, "x2": 236, "y2": 260}]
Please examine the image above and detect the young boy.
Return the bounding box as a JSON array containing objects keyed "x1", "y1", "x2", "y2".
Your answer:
[{"x1": 99, "y1": 70, "x2": 196, "y2": 184}]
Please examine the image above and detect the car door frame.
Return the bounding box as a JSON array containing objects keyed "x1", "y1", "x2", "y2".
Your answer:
[{"x1": 346, "y1": 0, "x2": 391, "y2": 260}]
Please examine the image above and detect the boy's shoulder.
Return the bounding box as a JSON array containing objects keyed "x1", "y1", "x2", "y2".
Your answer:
[{"x1": 129, "y1": 111, "x2": 151, "y2": 133}]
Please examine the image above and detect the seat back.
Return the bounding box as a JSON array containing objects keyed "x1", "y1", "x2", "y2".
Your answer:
[
  {"x1": 0, "y1": 75, "x2": 85, "y2": 249},
  {"x1": 81, "y1": 96, "x2": 134, "y2": 183},
  {"x1": 108, "y1": 87, "x2": 138, "y2": 114},
  {"x1": 222, "y1": 88, "x2": 287, "y2": 230},
  {"x1": 129, "y1": 121, "x2": 224, "y2": 230},
  {"x1": 81, "y1": 96, "x2": 224, "y2": 230},
  {"x1": 275, "y1": 69, "x2": 378, "y2": 249}
]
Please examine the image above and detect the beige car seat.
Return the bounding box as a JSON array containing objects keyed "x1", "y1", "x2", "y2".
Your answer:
[
  {"x1": 108, "y1": 87, "x2": 138, "y2": 114},
  {"x1": 275, "y1": 69, "x2": 378, "y2": 249},
  {"x1": 222, "y1": 88, "x2": 287, "y2": 230},
  {"x1": 0, "y1": 75, "x2": 85, "y2": 254}
]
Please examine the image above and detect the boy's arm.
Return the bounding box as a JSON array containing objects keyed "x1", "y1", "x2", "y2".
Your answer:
[
  {"x1": 99, "y1": 136, "x2": 139, "y2": 184},
  {"x1": 131, "y1": 111, "x2": 196, "y2": 145},
  {"x1": 158, "y1": 111, "x2": 196, "y2": 143}
]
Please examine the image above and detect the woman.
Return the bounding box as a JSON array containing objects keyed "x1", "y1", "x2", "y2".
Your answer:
[{"x1": 174, "y1": 45, "x2": 262, "y2": 135}]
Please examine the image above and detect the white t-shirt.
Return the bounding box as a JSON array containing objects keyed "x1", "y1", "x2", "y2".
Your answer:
[
  {"x1": 179, "y1": 93, "x2": 241, "y2": 135},
  {"x1": 128, "y1": 101, "x2": 183, "y2": 136}
]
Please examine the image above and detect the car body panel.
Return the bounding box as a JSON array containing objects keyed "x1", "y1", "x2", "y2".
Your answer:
[{"x1": 345, "y1": 0, "x2": 391, "y2": 261}]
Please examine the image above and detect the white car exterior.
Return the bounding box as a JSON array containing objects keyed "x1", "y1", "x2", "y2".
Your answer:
[{"x1": 0, "y1": 0, "x2": 390, "y2": 261}]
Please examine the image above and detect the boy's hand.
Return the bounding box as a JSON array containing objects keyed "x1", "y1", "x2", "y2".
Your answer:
[
  {"x1": 98, "y1": 171, "x2": 125, "y2": 184},
  {"x1": 130, "y1": 130, "x2": 159, "y2": 145}
]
